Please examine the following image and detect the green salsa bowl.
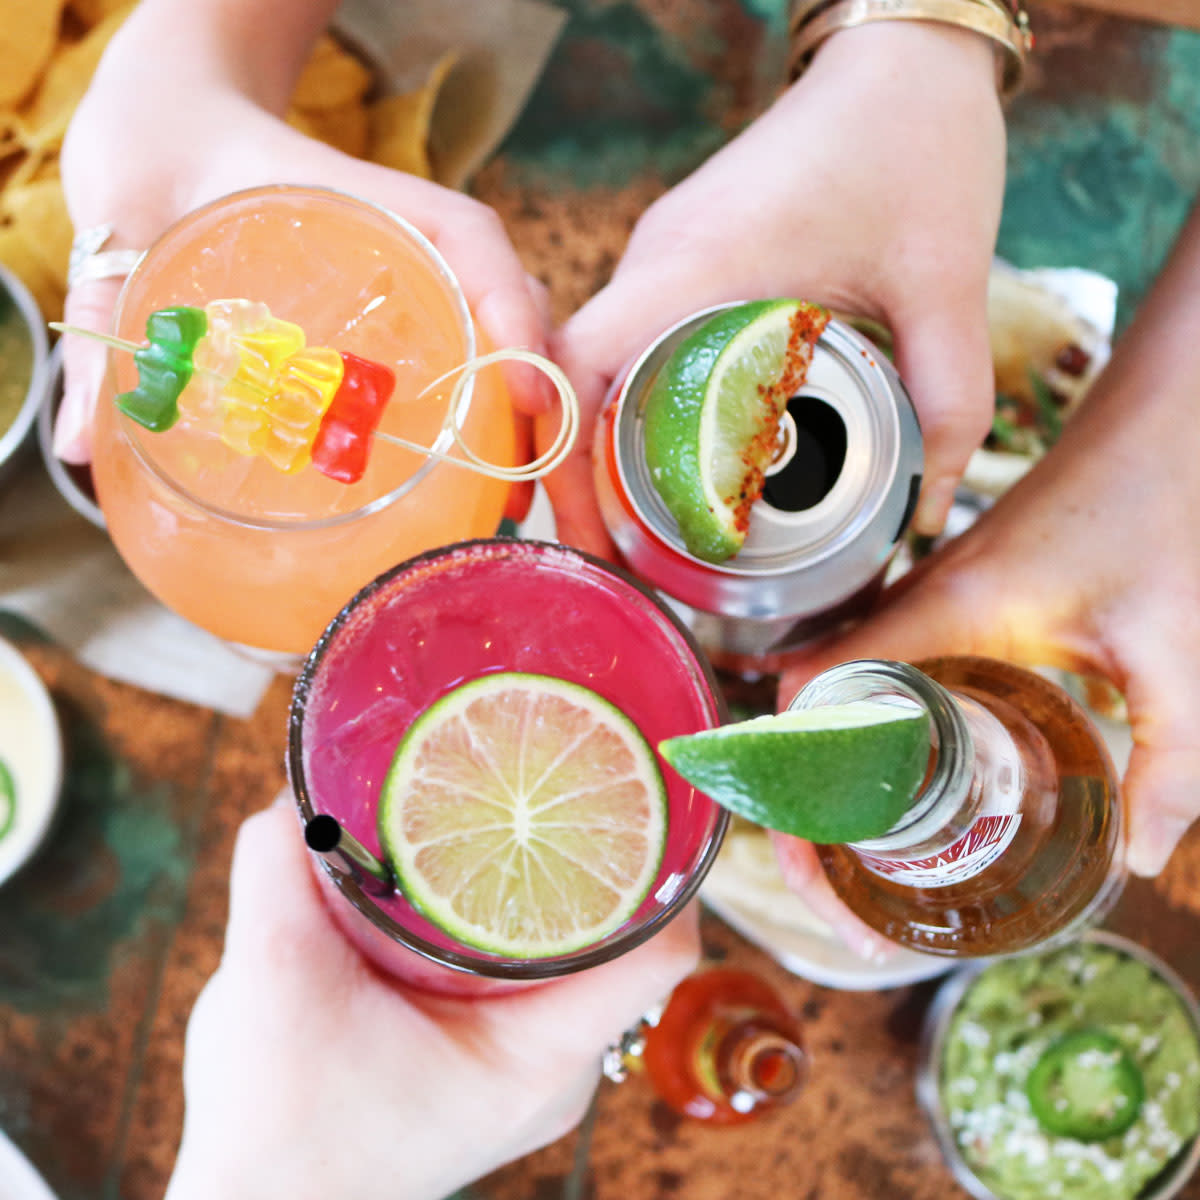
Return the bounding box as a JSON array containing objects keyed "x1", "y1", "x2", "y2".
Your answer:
[
  {"x1": 0, "y1": 263, "x2": 49, "y2": 486},
  {"x1": 918, "y1": 932, "x2": 1200, "y2": 1200}
]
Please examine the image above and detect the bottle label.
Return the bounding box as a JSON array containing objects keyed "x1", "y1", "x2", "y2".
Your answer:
[{"x1": 857, "y1": 806, "x2": 1021, "y2": 888}]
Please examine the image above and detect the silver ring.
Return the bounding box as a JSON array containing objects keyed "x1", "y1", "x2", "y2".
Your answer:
[
  {"x1": 600, "y1": 999, "x2": 666, "y2": 1084},
  {"x1": 68, "y1": 223, "x2": 145, "y2": 289}
]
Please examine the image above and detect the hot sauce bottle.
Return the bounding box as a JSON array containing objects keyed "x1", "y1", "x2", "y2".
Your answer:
[{"x1": 641, "y1": 968, "x2": 808, "y2": 1125}]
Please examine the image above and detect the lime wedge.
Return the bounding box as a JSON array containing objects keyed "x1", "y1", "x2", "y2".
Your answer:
[
  {"x1": 378, "y1": 672, "x2": 667, "y2": 958},
  {"x1": 0, "y1": 758, "x2": 14, "y2": 842},
  {"x1": 643, "y1": 299, "x2": 829, "y2": 563},
  {"x1": 658, "y1": 701, "x2": 930, "y2": 843}
]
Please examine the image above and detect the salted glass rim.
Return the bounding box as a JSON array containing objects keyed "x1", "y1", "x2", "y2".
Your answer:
[
  {"x1": 109, "y1": 184, "x2": 478, "y2": 532},
  {"x1": 287, "y1": 536, "x2": 731, "y2": 981}
]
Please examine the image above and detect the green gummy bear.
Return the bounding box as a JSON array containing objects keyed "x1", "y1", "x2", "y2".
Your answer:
[
  {"x1": 115, "y1": 306, "x2": 207, "y2": 432},
  {"x1": 145, "y1": 306, "x2": 207, "y2": 355}
]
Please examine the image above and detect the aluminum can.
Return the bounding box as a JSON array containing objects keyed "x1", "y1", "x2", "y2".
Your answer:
[{"x1": 592, "y1": 303, "x2": 923, "y2": 673}]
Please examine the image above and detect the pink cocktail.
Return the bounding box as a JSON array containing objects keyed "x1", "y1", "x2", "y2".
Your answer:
[{"x1": 288, "y1": 538, "x2": 728, "y2": 995}]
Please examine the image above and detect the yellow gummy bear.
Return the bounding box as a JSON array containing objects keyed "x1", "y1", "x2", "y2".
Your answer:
[
  {"x1": 219, "y1": 314, "x2": 306, "y2": 457},
  {"x1": 261, "y1": 347, "x2": 346, "y2": 474},
  {"x1": 177, "y1": 300, "x2": 268, "y2": 425}
]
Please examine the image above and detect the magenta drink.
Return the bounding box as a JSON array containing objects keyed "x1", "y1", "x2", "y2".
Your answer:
[{"x1": 288, "y1": 538, "x2": 728, "y2": 995}]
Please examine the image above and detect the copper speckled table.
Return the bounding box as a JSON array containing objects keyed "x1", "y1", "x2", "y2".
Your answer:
[{"x1": 4, "y1": 3, "x2": 1200, "y2": 1198}]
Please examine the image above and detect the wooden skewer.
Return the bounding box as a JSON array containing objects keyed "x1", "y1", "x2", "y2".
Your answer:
[{"x1": 49, "y1": 324, "x2": 580, "y2": 485}]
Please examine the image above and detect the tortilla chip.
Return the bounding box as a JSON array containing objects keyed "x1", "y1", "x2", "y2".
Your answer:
[
  {"x1": 29, "y1": 156, "x2": 61, "y2": 182},
  {"x1": 2, "y1": 178, "x2": 72, "y2": 287},
  {"x1": 0, "y1": 114, "x2": 23, "y2": 161},
  {"x1": 0, "y1": 224, "x2": 65, "y2": 319},
  {"x1": 367, "y1": 52, "x2": 457, "y2": 181},
  {"x1": 285, "y1": 107, "x2": 321, "y2": 142},
  {"x1": 19, "y1": 4, "x2": 135, "y2": 144},
  {"x1": 0, "y1": 0, "x2": 66, "y2": 109},
  {"x1": 66, "y1": 0, "x2": 133, "y2": 29},
  {"x1": 291, "y1": 34, "x2": 373, "y2": 111},
  {"x1": 289, "y1": 101, "x2": 369, "y2": 159}
]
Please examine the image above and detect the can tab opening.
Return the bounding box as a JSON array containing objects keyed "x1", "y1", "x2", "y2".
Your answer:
[{"x1": 762, "y1": 395, "x2": 847, "y2": 513}]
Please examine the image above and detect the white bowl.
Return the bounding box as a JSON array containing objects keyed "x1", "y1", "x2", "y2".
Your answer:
[
  {"x1": 0, "y1": 1130, "x2": 58, "y2": 1200},
  {"x1": 0, "y1": 264, "x2": 50, "y2": 487},
  {"x1": 0, "y1": 638, "x2": 64, "y2": 886}
]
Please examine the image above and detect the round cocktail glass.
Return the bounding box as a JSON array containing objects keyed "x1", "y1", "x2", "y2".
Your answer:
[
  {"x1": 92, "y1": 185, "x2": 515, "y2": 660},
  {"x1": 287, "y1": 538, "x2": 729, "y2": 995}
]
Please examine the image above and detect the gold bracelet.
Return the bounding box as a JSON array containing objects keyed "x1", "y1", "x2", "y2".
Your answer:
[
  {"x1": 788, "y1": 0, "x2": 1025, "y2": 37},
  {"x1": 788, "y1": 0, "x2": 837, "y2": 35},
  {"x1": 788, "y1": 0, "x2": 1032, "y2": 100}
]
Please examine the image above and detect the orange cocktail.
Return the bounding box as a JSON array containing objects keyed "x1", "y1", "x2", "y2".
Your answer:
[{"x1": 92, "y1": 185, "x2": 515, "y2": 658}]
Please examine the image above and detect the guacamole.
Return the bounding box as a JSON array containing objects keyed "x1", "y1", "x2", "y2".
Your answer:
[
  {"x1": 940, "y1": 943, "x2": 1200, "y2": 1200},
  {"x1": 0, "y1": 287, "x2": 34, "y2": 439}
]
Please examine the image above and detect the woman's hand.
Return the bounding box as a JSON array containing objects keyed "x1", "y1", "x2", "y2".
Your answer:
[
  {"x1": 548, "y1": 22, "x2": 1006, "y2": 555},
  {"x1": 166, "y1": 802, "x2": 697, "y2": 1200},
  {"x1": 55, "y1": 0, "x2": 551, "y2": 478}
]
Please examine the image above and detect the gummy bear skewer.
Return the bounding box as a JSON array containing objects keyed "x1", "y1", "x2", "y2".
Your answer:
[{"x1": 50, "y1": 306, "x2": 579, "y2": 487}]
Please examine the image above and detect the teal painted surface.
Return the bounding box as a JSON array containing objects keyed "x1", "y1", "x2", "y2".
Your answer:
[
  {"x1": 508, "y1": 7, "x2": 1200, "y2": 335},
  {"x1": 506, "y1": 1, "x2": 727, "y2": 187},
  {"x1": 1002, "y1": 28, "x2": 1200, "y2": 327},
  {"x1": 0, "y1": 613, "x2": 47, "y2": 643},
  {"x1": 0, "y1": 687, "x2": 197, "y2": 1200},
  {"x1": 0, "y1": 714, "x2": 186, "y2": 1011}
]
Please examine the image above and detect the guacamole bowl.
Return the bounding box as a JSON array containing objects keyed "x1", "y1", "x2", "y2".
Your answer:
[
  {"x1": 0, "y1": 263, "x2": 49, "y2": 488},
  {"x1": 918, "y1": 932, "x2": 1200, "y2": 1200}
]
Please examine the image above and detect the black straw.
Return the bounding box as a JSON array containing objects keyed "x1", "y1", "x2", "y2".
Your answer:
[{"x1": 304, "y1": 814, "x2": 394, "y2": 897}]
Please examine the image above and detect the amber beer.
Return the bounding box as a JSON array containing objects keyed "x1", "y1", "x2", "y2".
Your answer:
[
  {"x1": 592, "y1": 304, "x2": 924, "y2": 674},
  {"x1": 790, "y1": 657, "x2": 1127, "y2": 957}
]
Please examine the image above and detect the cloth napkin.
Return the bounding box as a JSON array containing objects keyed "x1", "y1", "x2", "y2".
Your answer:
[
  {"x1": 336, "y1": 0, "x2": 567, "y2": 189},
  {"x1": 0, "y1": 457, "x2": 276, "y2": 716}
]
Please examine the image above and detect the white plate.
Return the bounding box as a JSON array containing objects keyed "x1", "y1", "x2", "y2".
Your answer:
[
  {"x1": 0, "y1": 1131, "x2": 59, "y2": 1200},
  {"x1": 701, "y1": 827, "x2": 951, "y2": 991},
  {"x1": 0, "y1": 637, "x2": 63, "y2": 886},
  {"x1": 703, "y1": 888, "x2": 952, "y2": 992}
]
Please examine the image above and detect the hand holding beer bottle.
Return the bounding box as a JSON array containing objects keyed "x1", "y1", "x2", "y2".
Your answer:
[
  {"x1": 773, "y1": 195, "x2": 1200, "y2": 952},
  {"x1": 550, "y1": 21, "x2": 1005, "y2": 554}
]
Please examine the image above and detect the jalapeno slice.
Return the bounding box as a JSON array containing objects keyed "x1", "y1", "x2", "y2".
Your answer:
[
  {"x1": 1026, "y1": 1029, "x2": 1144, "y2": 1141},
  {"x1": 0, "y1": 758, "x2": 14, "y2": 842}
]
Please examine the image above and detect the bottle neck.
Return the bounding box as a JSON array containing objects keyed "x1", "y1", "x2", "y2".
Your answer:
[
  {"x1": 788, "y1": 659, "x2": 1024, "y2": 862},
  {"x1": 713, "y1": 1019, "x2": 808, "y2": 1114}
]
